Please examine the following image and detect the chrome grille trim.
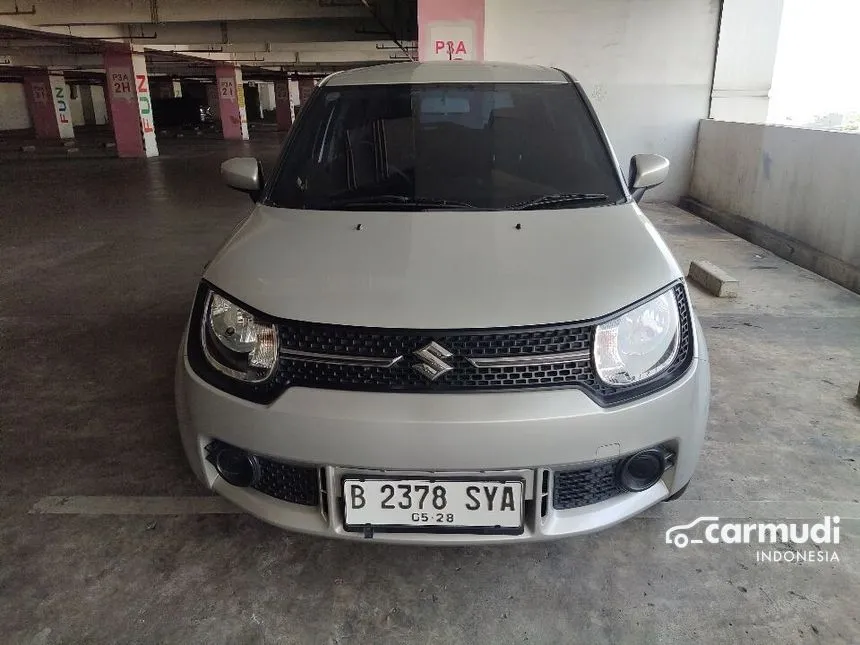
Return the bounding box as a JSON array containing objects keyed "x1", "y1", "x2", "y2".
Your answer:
[
  {"x1": 466, "y1": 350, "x2": 590, "y2": 368},
  {"x1": 280, "y1": 348, "x2": 403, "y2": 368}
]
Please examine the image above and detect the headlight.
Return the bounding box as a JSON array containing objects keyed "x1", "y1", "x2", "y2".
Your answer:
[
  {"x1": 593, "y1": 289, "x2": 680, "y2": 386},
  {"x1": 201, "y1": 291, "x2": 278, "y2": 382}
]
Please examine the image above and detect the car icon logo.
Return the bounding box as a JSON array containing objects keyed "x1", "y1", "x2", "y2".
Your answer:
[
  {"x1": 412, "y1": 341, "x2": 454, "y2": 381},
  {"x1": 665, "y1": 516, "x2": 720, "y2": 548}
]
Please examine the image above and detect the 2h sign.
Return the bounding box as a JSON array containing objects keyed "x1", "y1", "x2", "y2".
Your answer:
[{"x1": 108, "y1": 69, "x2": 135, "y2": 99}]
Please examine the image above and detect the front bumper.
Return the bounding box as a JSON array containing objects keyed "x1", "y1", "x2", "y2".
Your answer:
[{"x1": 175, "y1": 315, "x2": 710, "y2": 544}]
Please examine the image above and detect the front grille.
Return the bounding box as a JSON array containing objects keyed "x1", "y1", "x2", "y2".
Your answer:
[
  {"x1": 553, "y1": 460, "x2": 624, "y2": 510},
  {"x1": 278, "y1": 322, "x2": 594, "y2": 392},
  {"x1": 206, "y1": 441, "x2": 319, "y2": 506},
  {"x1": 271, "y1": 283, "x2": 692, "y2": 403}
]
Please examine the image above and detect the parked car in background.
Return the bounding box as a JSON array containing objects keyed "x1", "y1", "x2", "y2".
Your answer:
[{"x1": 176, "y1": 61, "x2": 710, "y2": 544}]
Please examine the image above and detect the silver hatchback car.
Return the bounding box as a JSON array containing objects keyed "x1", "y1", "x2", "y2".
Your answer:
[{"x1": 176, "y1": 62, "x2": 710, "y2": 544}]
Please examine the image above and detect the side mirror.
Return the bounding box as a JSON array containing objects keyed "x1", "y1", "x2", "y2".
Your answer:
[
  {"x1": 628, "y1": 154, "x2": 670, "y2": 203},
  {"x1": 221, "y1": 157, "x2": 263, "y2": 201}
]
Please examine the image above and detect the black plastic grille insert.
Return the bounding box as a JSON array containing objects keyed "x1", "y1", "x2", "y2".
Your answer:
[
  {"x1": 553, "y1": 459, "x2": 624, "y2": 510},
  {"x1": 206, "y1": 441, "x2": 319, "y2": 506},
  {"x1": 273, "y1": 283, "x2": 692, "y2": 403}
]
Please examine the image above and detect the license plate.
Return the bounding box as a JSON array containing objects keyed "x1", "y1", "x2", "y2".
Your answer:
[{"x1": 343, "y1": 478, "x2": 524, "y2": 533}]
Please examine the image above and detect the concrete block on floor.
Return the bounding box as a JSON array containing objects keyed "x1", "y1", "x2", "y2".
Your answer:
[{"x1": 688, "y1": 260, "x2": 739, "y2": 297}]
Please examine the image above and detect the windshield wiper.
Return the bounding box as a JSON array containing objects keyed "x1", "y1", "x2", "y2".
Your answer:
[
  {"x1": 319, "y1": 194, "x2": 477, "y2": 210},
  {"x1": 508, "y1": 193, "x2": 609, "y2": 210}
]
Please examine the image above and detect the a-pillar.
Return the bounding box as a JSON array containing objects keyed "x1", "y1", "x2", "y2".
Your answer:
[
  {"x1": 215, "y1": 65, "x2": 249, "y2": 140},
  {"x1": 104, "y1": 48, "x2": 158, "y2": 157},
  {"x1": 23, "y1": 72, "x2": 75, "y2": 139},
  {"x1": 274, "y1": 79, "x2": 293, "y2": 131},
  {"x1": 418, "y1": 0, "x2": 484, "y2": 61}
]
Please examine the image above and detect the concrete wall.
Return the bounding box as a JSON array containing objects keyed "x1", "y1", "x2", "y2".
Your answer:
[
  {"x1": 0, "y1": 82, "x2": 33, "y2": 130},
  {"x1": 484, "y1": 0, "x2": 721, "y2": 201},
  {"x1": 686, "y1": 119, "x2": 860, "y2": 292}
]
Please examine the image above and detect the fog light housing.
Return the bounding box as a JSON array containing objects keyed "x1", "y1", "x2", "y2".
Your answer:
[
  {"x1": 214, "y1": 447, "x2": 260, "y2": 488},
  {"x1": 617, "y1": 448, "x2": 666, "y2": 492}
]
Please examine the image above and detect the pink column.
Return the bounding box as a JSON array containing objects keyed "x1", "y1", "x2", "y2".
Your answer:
[
  {"x1": 23, "y1": 73, "x2": 75, "y2": 140},
  {"x1": 215, "y1": 65, "x2": 249, "y2": 140},
  {"x1": 274, "y1": 80, "x2": 293, "y2": 131},
  {"x1": 297, "y1": 78, "x2": 315, "y2": 110},
  {"x1": 418, "y1": 0, "x2": 485, "y2": 62},
  {"x1": 104, "y1": 48, "x2": 159, "y2": 157}
]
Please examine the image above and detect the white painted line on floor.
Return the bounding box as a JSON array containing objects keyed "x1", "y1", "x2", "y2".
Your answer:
[
  {"x1": 30, "y1": 496, "x2": 238, "y2": 515},
  {"x1": 28, "y1": 496, "x2": 860, "y2": 519}
]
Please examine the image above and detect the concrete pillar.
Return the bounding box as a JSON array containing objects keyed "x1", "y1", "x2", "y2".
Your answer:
[
  {"x1": 154, "y1": 79, "x2": 182, "y2": 99},
  {"x1": 104, "y1": 48, "x2": 159, "y2": 157},
  {"x1": 297, "y1": 78, "x2": 315, "y2": 111},
  {"x1": 418, "y1": 0, "x2": 484, "y2": 61},
  {"x1": 215, "y1": 65, "x2": 249, "y2": 140},
  {"x1": 68, "y1": 84, "x2": 85, "y2": 126},
  {"x1": 274, "y1": 80, "x2": 293, "y2": 131},
  {"x1": 23, "y1": 73, "x2": 75, "y2": 139},
  {"x1": 205, "y1": 83, "x2": 220, "y2": 119},
  {"x1": 80, "y1": 85, "x2": 96, "y2": 125},
  {"x1": 288, "y1": 79, "x2": 300, "y2": 120},
  {"x1": 91, "y1": 85, "x2": 109, "y2": 125},
  {"x1": 710, "y1": 0, "x2": 785, "y2": 123}
]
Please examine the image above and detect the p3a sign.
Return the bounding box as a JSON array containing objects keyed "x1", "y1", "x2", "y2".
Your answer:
[{"x1": 424, "y1": 21, "x2": 477, "y2": 61}]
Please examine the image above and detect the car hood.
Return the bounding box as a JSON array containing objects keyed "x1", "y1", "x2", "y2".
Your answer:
[{"x1": 204, "y1": 203, "x2": 683, "y2": 328}]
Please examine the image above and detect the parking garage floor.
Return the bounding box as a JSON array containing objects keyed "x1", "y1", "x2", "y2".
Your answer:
[{"x1": 1, "y1": 139, "x2": 858, "y2": 645}]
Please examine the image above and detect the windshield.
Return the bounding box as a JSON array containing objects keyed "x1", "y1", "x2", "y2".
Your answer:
[{"x1": 268, "y1": 82, "x2": 626, "y2": 210}]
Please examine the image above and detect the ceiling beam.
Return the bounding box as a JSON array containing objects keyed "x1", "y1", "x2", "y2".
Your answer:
[
  {"x1": 145, "y1": 40, "x2": 413, "y2": 54},
  {"x1": 0, "y1": 51, "x2": 104, "y2": 68},
  {"x1": 22, "y1": 0, "x2": 371, "y2": 26}
]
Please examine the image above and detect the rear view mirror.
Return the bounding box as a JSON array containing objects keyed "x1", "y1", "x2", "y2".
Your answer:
[
  {"x1": 628, "y1": 154, "x2": 670, "y2": 202},
  {"x1": 221, "y1": 157, "x2": 263, "y2": 201}
]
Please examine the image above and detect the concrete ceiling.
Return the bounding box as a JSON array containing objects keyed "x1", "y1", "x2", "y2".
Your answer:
[{"x1": 0, "y1": 0, "x2": 417, "y2": 80}]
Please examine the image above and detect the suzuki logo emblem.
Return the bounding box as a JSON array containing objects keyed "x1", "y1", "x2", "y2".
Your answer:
[{"x1": 412, "y1": 341, "x2": 454, "y2": 380}]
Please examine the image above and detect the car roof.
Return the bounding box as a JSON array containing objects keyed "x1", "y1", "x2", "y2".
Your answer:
[{"x1": 323, "y1": 61, "x2": 570, "y2": 87}]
